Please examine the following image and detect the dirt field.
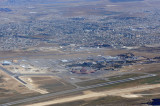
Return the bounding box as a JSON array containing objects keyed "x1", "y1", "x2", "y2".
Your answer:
[
  {"x1": 2, "y1": 64, "x2": 47, "y2": 74},
  {"x1": 120, "y1": 63, "x2": 160, "y2": 74},
  {"x1": 27, "y1": 84, "x2": 160, "y2": 106},
  {"x1": 21, "y1": 76, "x2": 75, "y2": 93},
  {"x1": 0, "y1": 69, "x2": 38, "y2": 104},
  {"x1": 0, "y1": 70, "x2": 33, "y2": 94},
  {"x1": 0, "y1": 47, "x2": 159, "y2": 63}
]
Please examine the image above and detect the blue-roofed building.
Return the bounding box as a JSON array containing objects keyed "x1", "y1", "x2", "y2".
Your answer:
[{"x1": 2, "y1": 61, "x2": 12, "y2": 65}]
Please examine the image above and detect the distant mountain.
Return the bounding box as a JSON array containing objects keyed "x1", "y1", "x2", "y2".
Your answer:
[
  {"x1": 0, "y1": 0, "x2": 37, "y2": 5},
  {"x1": 0, "y1": 0, "x2": 6, "y2": 2},
  {"x1": 6, "y1": 0, "x2": 33, "y2": 5},
  {"x1": 110, "y1": 0, "x2": 144, "y2": 3},
  {"x1": 0, "y1": 8, "x2": 12, "y2": 12},
  {"x1": 0, "y1": 0, "x2": 85, "y2": 5}
]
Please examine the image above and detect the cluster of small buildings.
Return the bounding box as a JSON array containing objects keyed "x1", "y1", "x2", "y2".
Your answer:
[
  {"x1": 1, "y1": 60, "x2": 12, "y2": 65},
  {"x1": 68, "y1": 53, "x2": 158, "y2": 74},
  {"x1": 0, "y1": 36, "x2": 40, "y2": 51},
  {"x1": 0, "y1": 9, "x2": 160, "y2": 51},
  {"x1": 71, "y1": 67, "x2": 96, "y2": 74}
]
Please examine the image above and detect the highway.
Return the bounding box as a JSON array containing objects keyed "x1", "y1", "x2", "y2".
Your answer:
[{"x1": 0, "y1": 74, "x2": 156, "y2": 106}]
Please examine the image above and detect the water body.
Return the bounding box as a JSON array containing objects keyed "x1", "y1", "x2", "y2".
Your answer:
[{"x1": 143, "y1": 99, "x2": 160, "y2": 105}]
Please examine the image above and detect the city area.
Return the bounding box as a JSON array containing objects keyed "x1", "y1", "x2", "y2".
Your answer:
[{"x1": 0, "y1": 0, "x2": 160, "y2": 51}]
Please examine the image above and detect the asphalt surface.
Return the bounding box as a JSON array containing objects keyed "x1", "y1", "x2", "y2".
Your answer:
[
  {"x1": 0, "y1": 66, "x2": 14, "y2": 76},
  {"x1": 0, "y1": 74, "x2": 156, "y2": 106},
  {"x1": 0, "y1": 66, "x2": 58, "y2": 84}
]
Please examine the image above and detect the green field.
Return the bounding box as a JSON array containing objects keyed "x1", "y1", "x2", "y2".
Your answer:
[
  {"x1": 75, "y1": 79, "x2": 107, "y2": 87},
  {"x1": 108, "y1": 73, "x2": 145, "y2": 81}
]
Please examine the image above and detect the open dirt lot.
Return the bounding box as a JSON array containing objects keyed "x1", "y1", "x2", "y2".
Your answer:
[
  {"x1": 0, "y1": 69, "x2": 38, "y2": 104},
  {"x1": 2, "y1": 64, "x2": 47, "y2": 74},
  {"x1": 0, "y1": 47, "x2": 159, "y2": 60}
]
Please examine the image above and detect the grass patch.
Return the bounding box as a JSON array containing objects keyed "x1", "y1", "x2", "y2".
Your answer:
[
  {"x1": 91, "y1": 75, "x2": 158, "y2": 92},
  {"x1": 0, "y1": 75, "x2": 4, "y2": 83},
  {"x1": 139, "y1": 75, "x2": 160, "y2": 84},
  {"x1": 30, "y1": 77, "x2": 76, "y2": 93},
  {"x1": 108, "y1": 73, "x2": 145, "y2": 81},
  {"x1": 75, "y1": 79, "x2": 107, "y2": 87}
]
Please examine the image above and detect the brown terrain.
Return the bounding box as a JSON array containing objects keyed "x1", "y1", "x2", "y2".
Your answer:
[
  {"x1": 10, "y1": 46, "x2": 159, "y2": 106},
  {"x1": 27, "y1": 84, "x2": 160, "y2": 106},
  {"x1": 0, "y1": 67, "x2": 38, "y2": 104}
]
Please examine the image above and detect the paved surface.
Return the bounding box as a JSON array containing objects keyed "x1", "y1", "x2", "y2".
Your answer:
[
  {"x1": 0, "y1": 66, "x2": 58, "y2": 84},
  {"x1": 0, "y1": 74, "x2": 156, "y2": 106},
  {"x1": 0, "y1": 66, "x2": 14, "y2": 76}
]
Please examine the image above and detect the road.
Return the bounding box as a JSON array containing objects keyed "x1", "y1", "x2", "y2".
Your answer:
[
  {"x1": 0, "y1": 66, "x2": 14, "y2": 76},
  {"x1": 0, "y1": 66, "x2": 59, "y2": 84},
  {"x1": 0, "y1": 74, "x2": 156, "y2": 106}
]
